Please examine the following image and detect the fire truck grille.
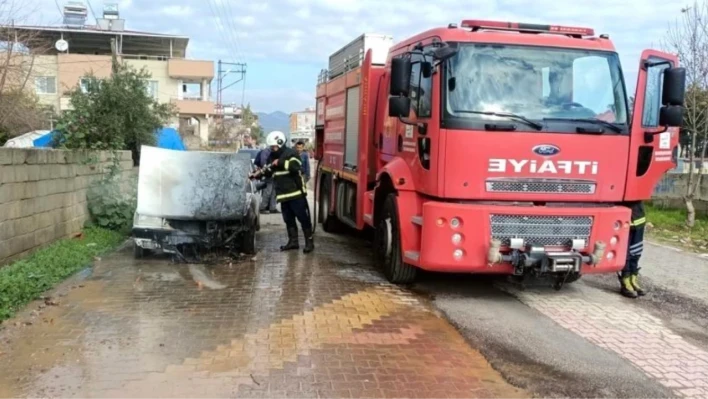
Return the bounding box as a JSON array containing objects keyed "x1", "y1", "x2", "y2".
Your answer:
[
  {"x1": 486, "y1": 179, "x2": 596, "y2": 194},
  {"x1": 490, "y1": 214, "x2": 593, "y2": 247}
]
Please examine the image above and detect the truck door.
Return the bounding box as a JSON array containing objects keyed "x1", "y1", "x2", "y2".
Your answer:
[{"x1": 624, "y1": 50, "x2": 681, "y2": 200}]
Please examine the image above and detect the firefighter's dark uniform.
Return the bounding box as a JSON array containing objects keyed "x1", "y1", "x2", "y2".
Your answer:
[
  {"x1": 263, "y1": 146, "x2": 314, "y2": 253},
  {"x1": 619, "y1": 201, "x2": 646, "y2": 298}
]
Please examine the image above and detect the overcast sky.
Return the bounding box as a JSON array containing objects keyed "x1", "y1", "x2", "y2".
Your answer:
[{"x1": 19, "y1": 0, "x2": 692, "y2": 113}]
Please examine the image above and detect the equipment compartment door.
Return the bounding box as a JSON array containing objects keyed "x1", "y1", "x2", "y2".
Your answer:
[{"x1": 344, "y1": 86, "x2": 360, "y2": 169}]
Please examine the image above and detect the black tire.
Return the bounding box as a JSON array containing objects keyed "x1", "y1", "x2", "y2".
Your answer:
[
  {"x1": 240, "y1": 225, "x2": 257, "y2": 255},
  {"x1": 133, "y1": 241, "x2": 147, "y2": 259},
  {"x1": 319, "y1": 176, "x2": 343, "y2": 233},
  {"x1": 375, "y1": 193, "x2": 417, "y2": 284}
]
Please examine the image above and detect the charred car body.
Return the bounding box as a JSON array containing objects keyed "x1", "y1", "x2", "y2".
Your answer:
[{"x1": 132, "y1": 146, "x2": 261, "y2": 260}]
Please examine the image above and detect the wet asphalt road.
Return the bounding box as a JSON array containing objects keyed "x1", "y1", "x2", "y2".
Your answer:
[
  {"x1": 413, "y1": 246, "x2": 708, "y2": 398},
  {"x1": 0, "y1": 192, "x2": 707, "y2": 398}
]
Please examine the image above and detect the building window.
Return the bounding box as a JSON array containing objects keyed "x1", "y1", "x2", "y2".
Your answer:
[
  {"x1": 80, "y1": 78, "x2": 88, "y2": 93},
  {"x1": 144, "y1": 80, "x2": 158, "y2": 99},
  {"x1": 79, "y1": 78, "x2": 103, "y2": 93},
  {"x1": 35, "y1": 76, "x2": 56, "y2": 94}
]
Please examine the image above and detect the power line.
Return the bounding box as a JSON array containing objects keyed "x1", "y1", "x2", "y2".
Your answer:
[
  {"x1": 205, "y1": 0, "x2": 240, "y2": 63},
  {"x1": 54, "y1": 0, "x2": 63, "y2": 17},
  {"x1": 215, "y1": 0, "x2": 246, "y2": 63},
  {"x1": 86, "y1": 1, "x2": 102, "y2": 30}
]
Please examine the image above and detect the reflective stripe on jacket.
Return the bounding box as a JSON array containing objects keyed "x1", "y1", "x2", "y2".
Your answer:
[
  {"x1": 264, "y1": 147, "x2": 307, "y2": 203},
  {"x1": 629, "y1": 201, "x2": 646, "y2": 228}
]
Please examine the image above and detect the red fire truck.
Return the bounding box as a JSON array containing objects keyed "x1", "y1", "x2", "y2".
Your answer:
[{"x1": 313, "y1": 20, "x2": 686, "y2": 288}]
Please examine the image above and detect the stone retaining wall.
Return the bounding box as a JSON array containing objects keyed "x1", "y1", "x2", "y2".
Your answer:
[{"x1": 0, "y1": 149, "x2": 134, "y2": 265}]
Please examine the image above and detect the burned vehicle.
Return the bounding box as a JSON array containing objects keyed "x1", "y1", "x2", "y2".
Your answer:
[{"x1": 132, "y1": 146, "x2": 261, "y2": 260}]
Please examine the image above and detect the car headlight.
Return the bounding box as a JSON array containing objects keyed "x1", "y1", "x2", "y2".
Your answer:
[{"x1": 134, "y1": 213, "x2": 164, "y2": 228}]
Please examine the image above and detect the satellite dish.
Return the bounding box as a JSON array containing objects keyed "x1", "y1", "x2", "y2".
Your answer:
[{"x1": 55, "y1": 39, "x2": 68, "y2": 52}]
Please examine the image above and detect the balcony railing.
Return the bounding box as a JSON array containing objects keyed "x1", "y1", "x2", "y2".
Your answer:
[{"x1": 171, "y1": 97, "x2": 215, "y2": 116}]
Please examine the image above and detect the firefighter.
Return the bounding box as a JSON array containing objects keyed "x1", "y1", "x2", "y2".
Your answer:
[
  {"x1": 249, "y1": 131, "x2": 314, "y2": 253},
  {"x1": 619, "y1": 201, "x2": 647, "y2": 298}
]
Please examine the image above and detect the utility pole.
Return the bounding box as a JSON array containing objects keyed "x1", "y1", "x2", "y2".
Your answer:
[
  {"x1": 110, "y1": 38, "x2": 119, "y2": 75},
  {"x1": 215, "y1": 60, "x2": 247, "y2": 124}
]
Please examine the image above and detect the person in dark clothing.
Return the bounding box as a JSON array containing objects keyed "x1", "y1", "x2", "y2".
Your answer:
[
  {"x1": 618, "y1": 201, "x2": 647, "y2": 298},
  {"x1": 254, "y1": 147, "x2": 278, "y2": 213},
  {"x1": 249, "y1": 131, "x2": 314, "y2": 253},
  {"x1": 295, "y1": 141, "x2": 311, "y2": 184}
]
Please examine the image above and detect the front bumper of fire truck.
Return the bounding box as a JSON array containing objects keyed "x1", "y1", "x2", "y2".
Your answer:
[{"x1": 415, "y1": 202, "x2": 632, "y2": 275}]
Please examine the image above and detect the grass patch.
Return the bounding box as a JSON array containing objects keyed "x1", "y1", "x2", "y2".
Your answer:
[
  {"x1": 646, "y1": 202, "x2": 708, "y2": 250},
  {"x1": 0, "y1": 227, "x2": 125, "y2": 322}
]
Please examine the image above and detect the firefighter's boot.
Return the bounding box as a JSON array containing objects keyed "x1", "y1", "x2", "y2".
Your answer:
[
  {"x1": 303, "y1": 228, "x2": 315, "y2": 254},
  {"x1": 620, "y1": 274, "x2": 638, "y2": 298},
  {"x1": 280, "y1": 227, "x2": 299, "y2": 251},
  {"x1": 631, "y1": 273, "x2": 646, "y2": 296}
]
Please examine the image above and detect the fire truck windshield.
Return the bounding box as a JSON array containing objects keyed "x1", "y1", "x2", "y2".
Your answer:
[{"x1": 443, "y1": 43, "x2": 629, "y2": 133}]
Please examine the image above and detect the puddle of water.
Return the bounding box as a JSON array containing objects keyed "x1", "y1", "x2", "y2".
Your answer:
[
  {"x1": 142, "y1": 272, "x2": 184, "y2": 282},
  {"x1": 188, "y1": 264, "x2": 227, "y2": 289}
]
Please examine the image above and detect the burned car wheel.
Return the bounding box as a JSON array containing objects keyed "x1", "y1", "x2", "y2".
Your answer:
[
  {"x1": 240, "y1": 225, "x2": 257, "y2": 255},
  {"x1": 133, "y1": 241, "x2": 150, "y2": 259}
]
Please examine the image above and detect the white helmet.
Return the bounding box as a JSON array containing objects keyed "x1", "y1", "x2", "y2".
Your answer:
[{"x1": 266, "y1": 131, "x2": 286, "y2": 148}]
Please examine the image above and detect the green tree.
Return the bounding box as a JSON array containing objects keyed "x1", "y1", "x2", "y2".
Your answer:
[
  {"x1": 241, "y1": 103, "x2": 264, "y2": 143},
  {"x1": 54, "y1": 63, "x2": 176, "y2": 164},
  {"x1": 663, "y1": 2, "x2": 708, "y2": 227}
]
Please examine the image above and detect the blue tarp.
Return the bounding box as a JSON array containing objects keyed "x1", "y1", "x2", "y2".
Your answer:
[
  {"x1": 32, "y1": 131, "x2": 56, "y2": 148},
  {"x1": 21, "y1": 127, "x2": 185, "y2": 150},
  {"x1": 156, "y1": 127, "x2": 185, "y2": 151}
]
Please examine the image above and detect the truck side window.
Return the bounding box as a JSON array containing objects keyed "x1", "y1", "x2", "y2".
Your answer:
[
  {"x1": 642, "y1": 57, "x2": 671, "y2": 127},
  {"x1": 418, "y1": 54, "x2": 433, "y2": 118},
  {"x1": 409, "y1": 53, "x2": 422, "y2": 116}
]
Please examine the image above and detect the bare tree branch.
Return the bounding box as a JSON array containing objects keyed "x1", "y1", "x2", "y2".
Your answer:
[{"x1": 662, "y1": 1, "x2": 708, "y2": 227}]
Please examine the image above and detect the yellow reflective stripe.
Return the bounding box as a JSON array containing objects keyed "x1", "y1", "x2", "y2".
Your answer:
[
  {"x1": 276, "y1": 190, "x2": 304, "y2": 200},
  {"x1": 631, "y1": 217, "x2": 646, "y2": 226},
  {"x1": 284, "y1": 157, "x2": 302, "y2": 171},
  {"x1": 274, "y1": 171, "x2": 289, "y2": 176}
]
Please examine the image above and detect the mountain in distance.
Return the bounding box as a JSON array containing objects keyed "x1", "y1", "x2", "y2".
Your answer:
[{"x1": 256, "y1": 111, "x2": 290, "y2": 134}]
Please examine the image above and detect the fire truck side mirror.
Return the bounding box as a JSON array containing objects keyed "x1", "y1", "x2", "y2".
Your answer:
[
  {"x1": 659, "y1": 105, "x2": 684, "y2": 127},
  {"x1": 662, "y1": 67, "x2": 686, "y2": 106},
  {"x1": 421, "y1": 61, "x2": 433, "y2": 78},
  {"x1": 389, "y1": 96, "x2": 411, "y2": 118},
  {"x1": 390, "y1": 57, "x2": 412, "y2": 96}
]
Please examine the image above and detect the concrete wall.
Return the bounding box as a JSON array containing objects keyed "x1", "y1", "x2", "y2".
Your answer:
[
  {"x1": 0, "y1": 148, "x2": 133, "y2": 265},
  {"x1": 56, "y1": 54, "x2": 113, "y2": 95},
  {"x1": 124, "y1": 59, "x2": 179, "y2": 105},
  {"x1": 652, "y1": 173, "x2": 708, "y2": 213}
]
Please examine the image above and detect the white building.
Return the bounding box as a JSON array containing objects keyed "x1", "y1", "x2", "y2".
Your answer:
[{"x1": 289, "y1": 107, "x2": 315, "y2": 145}]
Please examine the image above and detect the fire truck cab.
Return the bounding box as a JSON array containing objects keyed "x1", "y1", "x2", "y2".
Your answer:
[{"x1": 314, "y1": 20, "x2": 686, "y2": 288}]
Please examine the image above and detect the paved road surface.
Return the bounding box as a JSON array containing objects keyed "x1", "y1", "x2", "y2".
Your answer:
[
  {"x1": 0, "y1": 192, "x2": 706, "y2": 398},
  {"x1": 0, "y1": 195, "x2": 523, "y2": 398}
]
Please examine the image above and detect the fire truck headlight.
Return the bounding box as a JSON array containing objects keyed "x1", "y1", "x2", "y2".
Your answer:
[
  {"x1": 613, "y1": 221, "x2": 621, "y2": 231},
  {"x1": 453, "y1": 249, "x2": 464, "y2": 260},
  {"x1": 610, "y1": 236, "x2": 618, "y2": 246},
  {"x1": 452, "y1": 233, "x2": 463, "y2": 245},
  {"x1": 607, "y1": 251, "x2": 615, "y2": 260},
  {"x1": 450, "y1": 217, "x2": 461, "y2": 229}
]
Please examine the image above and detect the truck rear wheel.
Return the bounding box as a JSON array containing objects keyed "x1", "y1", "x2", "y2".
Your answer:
[
  {"x1": 375, "y1": 193, "x2": 417, "y2": 284},
  {"x1": 319, "y1": 176, "x2": 343, "y2": 233}
]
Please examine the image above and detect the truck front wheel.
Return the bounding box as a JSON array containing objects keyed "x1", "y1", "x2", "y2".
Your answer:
[{"x1": 375, "y1": 193, "x2": 417, "y2": 284}]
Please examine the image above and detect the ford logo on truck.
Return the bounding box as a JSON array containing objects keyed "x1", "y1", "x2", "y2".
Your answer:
[{"x1": 533, "y1": 144, "x2": 560, "y2": 156}]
